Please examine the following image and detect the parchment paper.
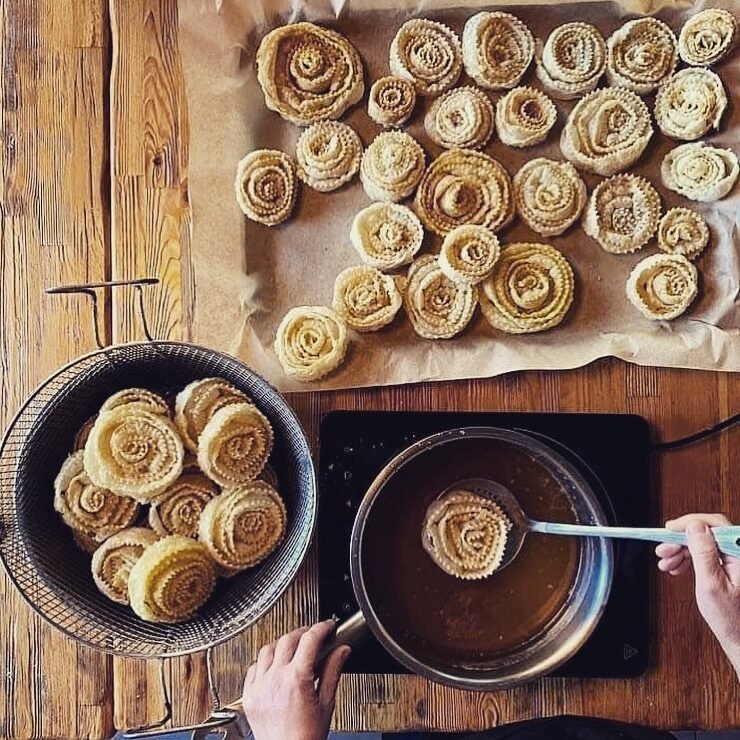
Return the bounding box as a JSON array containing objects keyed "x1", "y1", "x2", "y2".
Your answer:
[{"x1": 179, "y1": 0, "x2": 740, "y2": 391}]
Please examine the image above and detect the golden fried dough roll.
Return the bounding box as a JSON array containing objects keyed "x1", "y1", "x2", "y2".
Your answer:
[
  {"x1": 332, "y1": 265, "x2": 402, "y2": 332},
  {"x1": 678, "y1": 9, "x2": 737, "y2": 67},
  {"x1": 149, "y1": 472, "x2": 219, "y2": 539},
  {"x1": 101, "y1": 389, "x2": 169, "y2": 416},
  {"x1": 424, "y1": 86, "x2": 494, "y2": 150},
  {"x1": 626, "y1": 254, "x2": 698, "y2": 321},
  {"x1": 661, "y1": 142, "x2": 739, "y2": 202},
  {"x1": 367, "y1": 76, "x2": 416, "y2": 127},
  {"x1": 657, "y1": 207, "x2": 709, "y2": 261},
  {"x1": 295, "y1": 121, "x2": 362, "y2": 192},
  {"x1": 360, "y1": 131, "x2": 425, "y2": 203},
  {"x1": 438, "y1": 225, "x2": 500, "y2": 285},
  {"x1": 234, "y1": 149, "x2": 297, "y2": 226},
  {"x1": 495, "y1": 86, "x2": 557, "y2": 148}
]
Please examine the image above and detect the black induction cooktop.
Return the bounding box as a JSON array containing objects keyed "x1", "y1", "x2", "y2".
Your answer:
[{"x1": 318, "y1": 411, "x2": 651, "y2": 679}]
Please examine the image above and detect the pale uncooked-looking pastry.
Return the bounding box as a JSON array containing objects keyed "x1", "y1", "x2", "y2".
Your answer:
[
  {"x1": 606, "y1": 18, "x2": 678, "y2": 94},
  {"x1": 560, "y1": 87, "x2": 653, "y2": 176},
  {"x1": 513, "y1": 158, "x2": 586, "y2": 237},
  {"x1": 368, "y1": 76, "x2": 417, "y2": 127},
  {"x1": 462, "y1": 12, "x2": 534, "y2": 90},
  {"x1": 413, "y1": 149, "x2": 514, "y2": 236},
  {"x1": 495, "y1": 86, "x2": 557, "y2": 148},
  {"x1": 626, "y1": 253, "x2": 698, "y2": 321},
  {"x1": 332, "y1": 265, "x2": 402, "y2": 332},
  {"x1": 661, "y1": 142, "x2": 739, "y2": 202},
  {"x1": 256, "y1": 22, "x2": 364, "y2": 126},
  {"x1": 91, "y1": 527, "x2": 159, "y2": 604},
  {"x1": 480, "y1": 243, "x2": 574, "y2": 334},
  {"x1": 438, "y1": 225, "x2": 500, "y2": 285},
  {"x1": 295, "y1": 121, "x2": 362, "y2": 192},
  {"x1": 149, "y1": 472, "x2": 219, "y2": 539},
  {"x1": 657, "y1": 207, "x2": 709, "y2": 261},
  {"x1": 101, "y1": 389, "x2": 169, "y2": 416},
  {"x1": 360, "y1": 130, "x2": 425, "y2": 203},
  {"x1": 197, "y1": 402, "x2": 273, "y2": 488},
  {"x1": 536, "y1": 22, "x2": 606, "y2": 100},
  {"x1": 234, "y1": 150, "x2": 297, "y2": 226},
  {"x1": 350, "y1": 202, "x2": 424, "y2": 271},
  {"x1": 422, "y1": 490, "x2": 510, "y2": 580},
  {"x1": 404, "y1": 255, "x2": 477, "y2": 339},
  {"x1": 128, "y1": 535, "x2": 216, "y2": 623},
  {"x1": 583, "y1": 174, "x2": 661, "y2": 254},
  {"x1": 654, "y1": 68, "x2": 727, "y2": 141},
  {"x1": 424, "y1": 86, "x2": 494, "y2": 150},
  {"x1": 274, "y1": 305, "x2": 349, "y2": 381},
  {"x1": 678, "y1": 9, "x2": 738, "y2": 67},
  {"x1": 389, "y1": 19, "x2": 462, "y2": 96}
]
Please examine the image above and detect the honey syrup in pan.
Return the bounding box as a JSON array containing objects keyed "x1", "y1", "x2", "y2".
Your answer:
[{"x1": 361, "y1": 437, "x2": 580, "y2": 669}]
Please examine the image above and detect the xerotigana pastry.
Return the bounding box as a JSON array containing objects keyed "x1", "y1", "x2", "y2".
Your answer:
[
  {"x1": 295, "y1": 121, "x2": 362, "y2": 192},
  {"x1": 495, "y1": 86, "x2": 557, "y2": 148},
  {"x1": 560, "y1": 87, "x2": 652, "y2": 176},
  {"x1": 626, "y1": 253, "x2": 698, "y2": 321},
  {"x1": 101, "y1": 389, "x2": 169, "y2": 416},
  {"x1": 350, "y1": 202, "x2": 424, "y2": 271},
  {"x1": 606, "y1": 18, "x2": 677, "y2": 94},
  {"x1": 360, "y1": 130, "x2": 425, "y2": 203},
  {"x1": 274, "y1": 305, "x2": 349, "y2": 381},
  {"x1": 368, "y1": 76, "x2": 417, "y2": 127},
  {"x1": 678, "y1": 9, "x2": 738, "y2": 67},
  {"x1": 480, "y1": 243, "x2": 574, "y2": 334},
  {"x1": 513, "y1": 158, "x2": 586, "y2": 237},
  {"x1": 536, "y1": 22, "x2": 606, "y2": 100},
  {"x1": 389, "y1": 19, "x2": 462, "y2": 96},
  {"x1": 654, "y1": 68, "x2": 727, "y2": 141},
  {"x1": 438, "y1": 225, "x2": 500, "y2": 286},
  {"x1": 583, "y1": 174, "x2": 661, "y2": 254},
  {"x1": 462, "y1": 12, "x2": 534, "y2": 90},
  {"x1": 256, "y1": 22, "x2": 364, "y2": 126},
  {"x1": 234, "y1": 150, "x2": 297, "y2": 226},
  {"x1": 332, "y1": 265, "x2": 402, "y2": 332},
  {"x1": 404, "y1": 255, "x2": 477, "y2": 339},
  {"x1": 74, "y1": 416, "x2": 97, "y2": 452},
  {"x1": 661, "y1": 142, "x2": 739, "y2": 202},
  {"x1": 149, "y1": 473, "x2": 219, "y2": 539},
  {"x1": 414, "y1": 149, "x2": 514, "y2": 236},
  {"x1": 657, "y1": 207, "x2": 710, "y2": 261},
  {"x1": 424, "y1": 86, "x2": 494, "y2": 150}
]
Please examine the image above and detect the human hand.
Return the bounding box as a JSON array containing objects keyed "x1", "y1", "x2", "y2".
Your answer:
[{"x1": 242, "y1": 620, "x2": 351, "y2": 740}]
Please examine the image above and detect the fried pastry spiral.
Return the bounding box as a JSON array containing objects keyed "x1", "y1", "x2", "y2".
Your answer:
[
  {"x1": 438, "y1": 225, "x2": 500, "y2": 286},
  {"x1": 657, "y1": 207, "x2": 709, "y2": 261},
  {"x1": 360, "y1": 130, "x2": 425, "y2": 203},
  {"x1": 626, "y1": 253, "x2": 698, "y2": 321},
  {"x1": 295, "y1": 121, "x2": 362, "y2": 192},
  {"x1": 101, "y1": 389, "x2": 169, "y2": 416},
  {"x1": 424, "y1": 86, "x2": 494, "y2": 150},
  {"x1": 678, "y1": 9, "x2": 737, "y2": 67},
  {"x1": 149, "y1": 472, "x2": 219, "y2": 539},
  {"x1": 661, "y1": 142, "x2": 739, "y2": 202},
  {"x1": 332, "y1": 265, "x2": 402, "y2": 332},
  {"x1": 495, "y1": 86, "x2": 557, "y2": 148},
  {"x1": 234, "y1": 149, "x2": 297, "y2": 226},
  {"x1": 367, "y1": 76, "x2": 417, "y2": 127}
]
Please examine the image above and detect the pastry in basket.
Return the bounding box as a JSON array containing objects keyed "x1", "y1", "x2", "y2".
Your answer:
[
  {"x1": 480, "y1": 243, "x2": 574, "y2": 334},
  {"x1": 535, "y1": 22, "x2": 606, "y2": 100},
  {"x1": 295, "y1": 121, "x2": 362, "y2": 192},
  {"x1": 255, "y1": 22, "x2": 364, "y2": 126},
  {"x1": 367, "y1": 76, "x2": 416, "y2": 128},
  {"x1": 234, "y1": 149, "x2": 297, "y2": 227},
  {"x1": 657, "y1": 208, "x2": 709, "y2": 261},
  {"x1": 678, "y1": 9, "x2": 737, "y2": 67},
  {"x1": 424, "y1": 87, "x2": 494, "y2": 150},
  {"x1": 149, "y1": 472, "x2": 219, "y2": 539},
  {"x1": 73, "y1": 415, "x2": 97, "y2": 451},
  {"x1": 199, "y1": 481, "x2": 287, "y2": 571},
  {"x1": 626, "y1": 253, "x2": 698, "y2": 321},
  {"x1": 332, "y1": 265, "x2": 402, "y2": 332},
  {"x1": 128, "y1": 535, "x2": 216, "y2": 623},
  {"x1": 360, "y1": 130, "x2": 425, "y2": 203},
  {"x1": 438, "y1": 225, "x2": 500, "y2": 286},
  {"x1": 661, "y1": 142, "x2": 739, "y2": 202},
  {"x1": 495, "y1": 86, "x2": 557, "y2": 148},
  {"x1": 389, "y1": 19, "x2": 462, "y2": 96},
  {"x1": 462, "y1": 11, "x2": 534, "y2": 90},
  {"x1": 91, "y1": 527, "x2": 159, "y2": 604},
  {"x1": 100, "y1": 388, "x2": 169, "y2": 416}
]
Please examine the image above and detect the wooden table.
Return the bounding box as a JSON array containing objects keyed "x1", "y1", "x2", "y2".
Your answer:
[{"x1": 1, "y1": 1, "x2": 738, "y2": 736}]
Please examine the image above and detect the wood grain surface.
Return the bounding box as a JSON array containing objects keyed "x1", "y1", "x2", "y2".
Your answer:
[{"x1": 0, "y1": 1, "x2": 738, "y2": 737}]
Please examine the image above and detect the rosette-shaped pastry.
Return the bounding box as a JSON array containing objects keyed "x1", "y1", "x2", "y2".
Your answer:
[
  {"x1": 295, "y1": 121, "x2": 362, "y2": 192},
  {"x1": 414, "y1": 149, "x2": 514, "y2": 236},
  {"x1": 606, "y1": 18, "x2": 678, "y2": 94},
  {"x1": 84, "y1": 407, "x2": 184, "y2": 502},
  {"x1": 274, "y1": 306, "x2": 349, "y2": 381},
  {"x1": 255, "y1": 22, "x2": 364, "y2": 126},
  {"x1": 332, "y1": 265, "x2": 402, "y2": 332},
  {"x1": 350, "y1": 202, "x2": 424, "y2": 271},
  {"x1": 654, "y1": 68, "x2": 727, "y2": 141},
  {"x1": 513, "y1": 158, "x2": 587, "y2": 237},
  {"x1": 560, "y1": 87, "x2": 653, "y2": 176},
  {"x1": 389, "y1": 19, "x2": 462, "y2": 96},
  {"x1": 480, "y1": 243, "x2": 575, "y2": 334},
  {"x1": 438, "y1": 225, "x2": 500, "y2": 286},
  {"x1": 367, "y1": 76, "x2": 417, "y2": 127},
  {"x1": 101, "y1": 389, "x2": 169, "y2": 416},
  {"x1": 198, "y1": 482, "x2": 287, "y2": 571},
  {"x1": 149, "y1": 473, "x2": 219, "y2": 539},
  {"x1": 424, "y1": 86, "x2": 494, "y2": 150},
  {"x1": 583, "y1": 174, "x2": 661, "y2": 254},
  {"x1": 54, "y1": 451, "x2": 140, "y2": 542},
  {"x1": 678, "y1": 9, "x2": 737, "y2": 67},
  {"x1": 422, "y1": 490, "x2": 510, "y2": 580},
  {"x1": 661, "y1": 142, "x2": 739, "y2": 202},
  {"x1": 360, "y1": 131, "x2": 425, "y2": 203},
  {"x1": 74, "y1": 416, "x2": 97, "y2": 452},
  {"x1": 91, "y1": 527, "x2": 159, "y2": 604},
  {"x1": 404, "y1": 255, "x2": 477, "y2": 340},
  {"x1": 495, "y1": 86, "x2": 557, "y2": 148},
  {"x1": 657, "y1": 207, "x2": 709, "y2": 261},
  {"x1": 462, "y1": 12, "x2": 534, "y2": 90},
  {"x1": 197, "y1": 403, "x2": 273, "y2": 488},
  {"x1": 128, "y1": 535, "x2": 216, "y2": 623},
  {"x1": 626, "y1": 253, "x2": 698, "y2": 321},
  {"x1": 536, "y1": 22, "x2": 606, "y2": 100},
  {"x1": 234, "y1": 150, "x2": 297, "y2": 226}
]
